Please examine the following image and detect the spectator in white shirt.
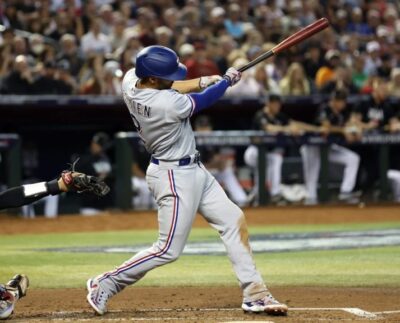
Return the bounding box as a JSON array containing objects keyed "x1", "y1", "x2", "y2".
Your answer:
[{"x1": 81, "y1": 17, "x2": 111, "y2": 57}]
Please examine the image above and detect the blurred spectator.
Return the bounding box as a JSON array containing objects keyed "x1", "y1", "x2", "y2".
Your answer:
[
  {"x1": 352, "y1": 79, "x2": 397, "y2": 192},
  {"x1": 13, "y1": 36, "x2": 28, "y2": 56},
  {"x1": 320, "y1": 65, "x2": 359, "y2": 94},
  {"x1": 254, "y1": 64, "x2": 281, "y2": 95},
  {"x1": 377, "y1": 53, "x2": 393, "y2": 80},
  {"x1": 352, "y1": 53, "x2": 368, "y2": 90},
  {"x1": 178, "y1": 43, "x2": 195, "y2": 64},
  {"x1": 224, "y1": 3, "x2": 245, "y2": 40},
  {"x1": 35, "y1": 60, "x2": 77, "y2": 95},
  {"x1": 56, "y1": 34, "x2": 84, "y2": 77},
  {"x1": 353, "y1": 78, "x2": 396, "y2": 132},
  {"x1": 109, "y1": 14, "x2": 127, "y2": 52},
  {"x1": 303, "y1": 42, "x2": 324, "y2": 79},
  {"x1": 28, "y1": 34, "x2": 45, "y2": 60},
  {"x1": 279, "y1": 62, "x2": 311, "y2": 96},
  {"x1": 75, "y1": 132, "x2": 112, "y2": 215},
  {"x1": 154, "y1": 26, "x2": 174, "y2": 48},
  {"x1": 244, "y1": 94, "x2": 303, "y2": 205},
  {"x1": 101, "y1": 60, "x2": 123, "y2": 95},
  {"x1": 0, "y1": 55, "x2": 36, "y2": 94},
  {"x1": 209, "y1": 6, "x2": 226, "y2": 37},
  {"x1": 81, "y1": 17, "x2": 111, "y2": 57},
  {"x1": 347, "y1": 7, "x2": 374, "y2": 37},
  {"x1": 46, "y1": 11, "x2": 83, "y2": 41},
  {"x1": 364, "y1": 41, "x2": 381, "y2": 76},
  {"x1": 315, "y1": 49, "x2": 341, "y2": 89},
  {"x1": 117, "y1": 34, "x2": 143, "y2": 72},
  {"x1": 99, "y1": 4, "x2": 114, "y2": 35},
  {"x1": 185, "y1": 42, "x2": 220, "y2": 79},
  {"x1": 0, "y1": 5, "x2": 23, "y2": 29},
  {"x1": 300, "y1": 90, "x2": 361, "y2": 204},
  {"x1": 388, "y1": 67, "x2": 400, "y2": 97},
  {"x1": 0, "y1": 0, "x2": 396, "y2": 100},
  {"x1": 194, "y1": 116, "x2": 248, "y2": 207}
]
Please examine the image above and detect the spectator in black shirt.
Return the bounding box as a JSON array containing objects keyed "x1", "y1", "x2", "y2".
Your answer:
[
  {"x1": 56, "y1": 34, "x2": 85, "y2": 77},
  {"x1": 0, "y1": 55, "x2": 36, "y2": 94},
  {"x1": 320, "y1": 65, "x2": 359, "y2": 94},
  {"x1": 351, "y1": 79, "x2": 397, "y2": 193},
  {"x1": 303, "y1": 42, "x2": 324, "y2": 79},
  {"x1": 300, "y1": 90, "x2": 361, "y2": 204},
  {"x1": 244, "y1": 94, "x2": 310, "y2": 204},
  {"x1": 353, "y1": 78, "x2": 396, "y2": 132},
  {"x1": 75, "y1": 133, "x2": 113, "y2": 215}
]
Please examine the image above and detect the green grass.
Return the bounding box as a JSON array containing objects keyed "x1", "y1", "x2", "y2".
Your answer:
[{"x1": 0, "y1": 222, "x2": 399, "y2": 289}]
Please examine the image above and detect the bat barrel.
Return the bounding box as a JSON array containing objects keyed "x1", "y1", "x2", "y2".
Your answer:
[
  {"x1": 237, "y1": 18, "x2": 329, "y2": 73},
  {"x1": 272, "y1": 18, "x2": 329, "y2": 53}
]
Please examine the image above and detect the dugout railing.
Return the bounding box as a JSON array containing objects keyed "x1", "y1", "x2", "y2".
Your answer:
[{"x1": 114, "y1": 131, "x2": 400, "y2": 210}]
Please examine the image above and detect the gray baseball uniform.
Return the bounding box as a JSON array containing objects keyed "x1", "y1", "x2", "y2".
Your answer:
[{"x1": 97, "y1": 69, "x2": 269, "y2": 302}]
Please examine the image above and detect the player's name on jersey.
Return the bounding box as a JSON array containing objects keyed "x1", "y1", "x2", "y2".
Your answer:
[{"x1": 133, "y1": 102, "x2": 151, "y2": 118}]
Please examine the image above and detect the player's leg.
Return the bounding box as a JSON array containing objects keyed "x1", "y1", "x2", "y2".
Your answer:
[
  {"x1": 300, "y1": 145, "x2": 320, "y2": 203},
  {"x1": 198, "y1": 165, "x2": 287, "y2": 314},
  {"x1": 88, "y1": 164, "x2": 204, "y2": 314},
  {"x1": 388, "y1": 170, "x2": 400, "y2": 202},
  {"x1": 267, "y1": 152, "x2": 283, "y2": 198},
  {"x1": 328, "y1": 144, "x2": 360, "y2": 197},
  {"x1": 215, "y1": 165, "x2": 247, "y2": 206},
  {"x1": 132, "y1": 176, "x2": 154, "y2": 209}
]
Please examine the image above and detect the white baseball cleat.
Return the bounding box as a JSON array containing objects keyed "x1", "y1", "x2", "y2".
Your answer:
[
  {"x1": 86, "y1": 278, "x2": 109, "y2": 315},
  {"x1": 242, "y1": 293, "x2": 288, "y2": 316}
]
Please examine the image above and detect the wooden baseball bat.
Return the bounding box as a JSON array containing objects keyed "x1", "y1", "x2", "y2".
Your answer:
[{"x1": 238, "y1": 18, "x2": 330, "y2": 73}]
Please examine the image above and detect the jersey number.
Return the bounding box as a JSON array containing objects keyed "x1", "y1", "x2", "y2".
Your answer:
[
  {"x1": 130, "y1": 113, "x2": 146, "y2": 143},
  {"x1": 130, "y1": 113, "x2": 142, "y2": 133}
]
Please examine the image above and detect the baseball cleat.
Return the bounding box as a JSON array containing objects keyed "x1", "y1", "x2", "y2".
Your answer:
[
  {"x1": 242, "y1": 293, "x2": 288, "y2": 316},
  {"x1": 86, "y1": 278, "x2": 109, "y2": 315}
]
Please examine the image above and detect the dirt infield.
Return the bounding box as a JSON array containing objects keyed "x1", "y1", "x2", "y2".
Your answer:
[
  {"x1": 2, "y1": 205, "x2": 400, "y2": 322},
  {"x1": 13, "y1": 286, "x2": 400, "y2": 322},
  {"x1": 1, "y1": 204, "x2": 400, "y2": 235}
]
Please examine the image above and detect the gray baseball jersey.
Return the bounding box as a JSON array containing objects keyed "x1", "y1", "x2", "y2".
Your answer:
[
  {"x1": 122, "y1": 68, "x2": 196, "y2": 160},
  {"x1": 96, "y1": 69, "x2": 270, "y2": 304}
]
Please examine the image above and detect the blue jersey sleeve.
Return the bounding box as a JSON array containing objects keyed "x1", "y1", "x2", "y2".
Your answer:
[{"x1": 188, "y1": 79, "x2": 229, "y2": 115}]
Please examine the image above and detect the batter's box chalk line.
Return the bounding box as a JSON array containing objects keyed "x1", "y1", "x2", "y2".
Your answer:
[{"x1": 24, "y1": 307, "x2": 400, "y2": 321}]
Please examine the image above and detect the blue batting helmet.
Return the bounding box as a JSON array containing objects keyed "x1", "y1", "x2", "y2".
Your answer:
[{"x1": 135, "y1": 45, "x2": 187, "y2": 81}]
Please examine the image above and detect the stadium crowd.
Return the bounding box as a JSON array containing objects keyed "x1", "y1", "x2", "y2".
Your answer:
[
  {"x1": 1, "y1": 0, "x2": 400, "y2": 212},
  {"x1": 0, "y1": 0, "x2": 399, "y2": 96}
]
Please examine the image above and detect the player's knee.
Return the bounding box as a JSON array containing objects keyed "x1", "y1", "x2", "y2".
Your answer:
[
  {"x1": 349, "y1": 153, "x2": 360, "y2": 166},
  {"x1": 162, "y1": 249, "x2": 181, "y2": 263}
]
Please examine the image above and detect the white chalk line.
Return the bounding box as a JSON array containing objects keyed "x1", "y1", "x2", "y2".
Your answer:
[
  {"x1": 17, "y1": 307, "x2": 400, "y2": 321},
  {"x1": 372, "y1": 310, "x2": 400, "y2": 314}
]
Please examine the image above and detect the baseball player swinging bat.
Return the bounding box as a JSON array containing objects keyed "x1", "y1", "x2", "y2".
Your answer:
[{"x1": 239, "y1": 18, "x2": 330, "y2": 73}]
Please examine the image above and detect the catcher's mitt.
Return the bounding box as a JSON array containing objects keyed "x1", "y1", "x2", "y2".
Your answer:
[{"x1": 61, "y1": 159, "x2": 110, "y2": 197}]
